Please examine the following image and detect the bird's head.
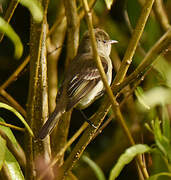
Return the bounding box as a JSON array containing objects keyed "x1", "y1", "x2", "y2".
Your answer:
[{"x1": 79, "y1": 28, "x2": 118, "y2": 56}]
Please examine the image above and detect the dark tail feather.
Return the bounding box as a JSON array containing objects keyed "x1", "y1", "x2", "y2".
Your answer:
[{"x1": 37, "y1": 106, "x2": 65, "y2": 139}]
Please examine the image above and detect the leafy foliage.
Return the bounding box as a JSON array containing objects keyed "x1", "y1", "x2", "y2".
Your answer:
[
  {"x1": 0, "y1": 0, "x2": 171, "y2": 179},
  {"x1": 109, "y1": 144, "x2": 151, "y2": 180}
]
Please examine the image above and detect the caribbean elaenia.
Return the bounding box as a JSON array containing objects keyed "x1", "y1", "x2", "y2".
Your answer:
[{"x1": 38, "y1": 28, "x2": 118, "y2": 139}]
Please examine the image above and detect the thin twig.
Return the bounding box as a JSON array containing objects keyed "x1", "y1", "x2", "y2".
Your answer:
[
  {"x1": 114, "y1": 0, "x2": 155, "y2": 84},
  {"x1": 51, "y1": 0, "x2": 80, "y2": 161},
  {"x1": 72, "y1": 0, "x2": 156, "y2": 179},
  {"x1": 0, "y1": 56, "x2": 30, "y2": 90},
  {"x1": 38, "y1": 122, "x2": 88, "y2": 180},
  {"x1": 153, "y1": 0, "x2": 170, "y2": 31},
  {"x1": 64, "y1": 20, "x2": 171, "y2": 180},
  {"x1": 123, "y1": 5, "x2": 146, "y2": 57},
  {"x1": 0, "y1": 89, "x2": 26, "y2": 117},
  {"x1": 0, "y1": 121, "x2": 25, "y2": 132},
  {"x1": 47, "y1": 1, "x2": 67, "y2": 113},
  {"x1": 94, "y1": 29, "x2": 171, "y2": 142},
  {"x1": 63, "y1": 0, "x2": 79, "y2": 68},
  {"x1": 50, "y1": 0, "x2": 79, "y2": 160},
  {"x1": 118, "y1": 27, "x2": 171, "y2": 90},
  {"x1": 51, "y1": 111, "x2": 72, "y2": 164},
  {"x1": 120, "y1": 70, "x2": 150, "y2": 108},
  {"x1": 47, "y1": 16, "x2": 65, "y2": 38},
  {"x1": 47, "y1": 0, "x2": 96, "y2": 38},
  {"x1": 0, "y1": 0, "x2": 19, "y2": 42},
  {"x1": 78, "y1": 0, "x2": 96, "y2": 20},
  {"x1": 56, "y1": 1, "x2": 137, "y2": 179},
  {"x1": 83, "y1": 0, "x2": 135, "y2": 143},
  {"x1": 93, "y1": 115, "x2": 113, "y2": 139},
  {"x1": 0, "y1": 56, "x2": 29, "y2": 117}
]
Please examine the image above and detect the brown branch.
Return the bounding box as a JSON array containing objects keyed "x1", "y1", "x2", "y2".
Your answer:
[
  {"x1": 99, "y1": 28, "x2": 171, "y2": 134},
  {"x1": 47, "y1": 0, "x2": 96, "y2": 37},
  {"x1": 56, "y1": 0, "x2": 138, "y2": 179},
  {"x1": 0, "y1": 56, "x2": 30, "y2": 90},
  {"x1": 78, "y1": 0, "x2": 97, "y2": 20},
  {"x1": 49, "y1": 0, "x2": 79, "y2": 161},
  {"x1": 114, "y1": 0, "x2": 155, "y2": 84},
  {"x1": 153, "y1": 0, "x2": 170, "y2": 31},
  {"x1": 38, "y1": 122, "x2": 88, "y2": 180},
  {"x1": 56, "y1": 4, "x2": 171, "y2": 180},
  {"x1": 56, "y1": 13, "x2": 171, "y2": 180},
  {"x1": 118, "y1": 27, "x2": 171, "y2": 89},
  {"x1": 63, "y1": 0, "x2": 80, "y2": 68},
  {"x1": 51, "y1": 111, "x2": 72, "y2": 163},
  {"x1": 0, "y1": 89, "x2": 26, "y2": 117},
  {"x1": 0, "y1": 121, "x2": 25, "y2": 132},
  {"x1": 51, "y1": 0, "x2": 80, "y2": 163},
  {"x1": 0, "y1": 56, "x2": 29, "y2": 117},
  {"x1": 47, "y1": 1, "x2": 67, "y2": 113},
  {"x1": 25, "y1": 0, "x2": 51, "y2": 179}
]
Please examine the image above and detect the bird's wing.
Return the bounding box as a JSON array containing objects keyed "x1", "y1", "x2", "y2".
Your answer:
[{"x1": 66, "y1": 55, "x2": 108, "y2": 110}]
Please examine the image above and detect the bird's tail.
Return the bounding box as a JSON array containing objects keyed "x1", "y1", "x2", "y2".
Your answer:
[{"x1": 37, "y1": 105, "x2": 65, "y2": 139}]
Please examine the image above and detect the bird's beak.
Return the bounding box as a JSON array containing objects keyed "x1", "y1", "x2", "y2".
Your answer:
[{"x1": 108, "y1": 40, "x2": 118, "y2": 44}]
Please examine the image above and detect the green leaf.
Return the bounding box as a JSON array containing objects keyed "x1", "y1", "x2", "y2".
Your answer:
[
  {"x1": 19, "y1": 0, "x2": 43, "y2": 22},
  {"x1": 0, "y1": 117, "x2": 23, "y2": 152},
  {"x1": 162, "y1": 106, "x2": 170, "y2": 140},
  {"x1": 154, "y1": 56, "x2": 171, "y2": 88},
  {"x1": 0, "y1": 118, "x2": 24, "y2": 179},
  {"x1": 104, "y1": 0, "x2": 115, "y2": 10},
  {"x1": 136, "y1": 87, "x2": 171, "y2": 111},
  {"x1": 147, "y1": 172, "x2": 171, "y2": 180},
  {"x1": 154, "y1": 118, "x2": 171, "y2": 162},
  {"x1": 82, "y1": 155, "x2": 106, "y2": 180},
  {"x1": 4, "y1": 148, "x2": 24, "y2": 180},
  {"x1": 0, "y1": 17, "x2": 23, "y2": 59},
  {"x1": 0, "y1": 102, "x2": 34, "y2": 137},
  {"x1": 135, "y1": 87, "x2": 150, "y2": 110},
  {"x1": 0, "y1": 136, "x2": 6, "y2": 171},
  {"x1": 109, "y1": 144, "x2": 151, "y2": 180}
]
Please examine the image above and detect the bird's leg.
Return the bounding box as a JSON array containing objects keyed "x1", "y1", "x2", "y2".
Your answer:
[{"x1": 80, "y1": 110, "x2": 97, "y2": 128}]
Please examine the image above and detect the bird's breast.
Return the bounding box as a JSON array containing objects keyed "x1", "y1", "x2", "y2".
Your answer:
[{"x1": 77, "y1": 56, "x2": 112, "y2": 109}]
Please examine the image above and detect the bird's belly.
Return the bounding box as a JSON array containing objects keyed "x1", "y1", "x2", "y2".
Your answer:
[
  {"x1": 77, "y1": 81, "x2": 104, "y2": 109},
  {"x1": 77, "y1": 66, "x2": 112, "y2": 109}
]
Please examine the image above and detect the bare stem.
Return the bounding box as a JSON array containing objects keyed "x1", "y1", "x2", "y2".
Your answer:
[
  {"x1": 56, "y1": 0, "x2": 140, "y2": 179},
  {"x1": 25, "y1": 0, "x2": 51, "y2": 179},
  {"x1": 82, "y1": 0, "x2": 135, "y2": 145},
  {"x1": 0, "y1": 56, "x2": 29, "y2": 117},
  {"x1": 114, "y1": 0, "x2": 155, "y2": 84},
  {"x1": 153, "y1": 0, "x2": 170, "y2": 31},
  {"x1": 0, "y1": 121, "x2": 25, "y2": 132},
  {"x1": 38, "y1": 122, "x2": 88, "y2": 180},
  {"x1": 120, "y1": 27, "x2": 171, "y2": 88},
  {"x1": 0, "y1": 89, "x2": 26, "y2": 117},
  {"x1": 63, "y1": 0, "x2": 80, "y2": 68},
  {"x1": 0, "y1": 56, "x2": 30, "y2": 90}
]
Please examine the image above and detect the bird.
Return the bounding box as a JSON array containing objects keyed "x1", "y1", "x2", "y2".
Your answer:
[{"x1": 38, "y1": 28, "x2": 117, "y2": 139}]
